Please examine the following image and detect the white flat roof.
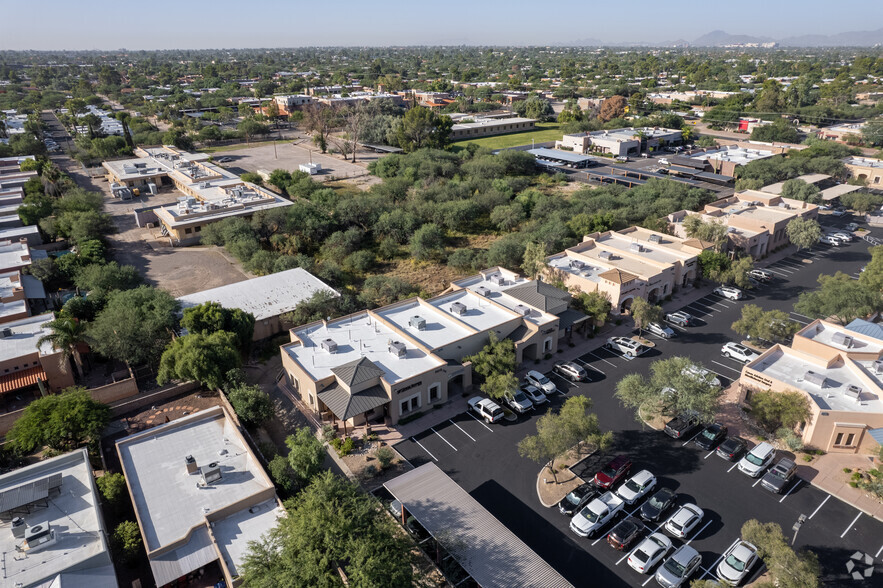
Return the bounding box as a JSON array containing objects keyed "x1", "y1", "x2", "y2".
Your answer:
[
  {"x1": 0, "y1": 225, "x2": 38, "y2": 241},
  {"x1": 844, "y1": 156, "x2": 883, "y2": 170},
  {"x1": 288, "y1": 312, "x2": 446, "y2": 384},
  {"x1": 375, "y1": 299, "x2": 476, "y2": 351},
  {"x1": 0, "y1": 313, "x2": 54, "y2": 362},
  {"x1": 178, "y1": 268, "x2": 337, "y2": 322},
  {"x1": 429, "y1": 289, "x2": 521, "y2": 332},
  {"x1": 802, "y1": 321, "x2": 883, "y2": 355},
  {"x1": 458, "y1": 269, "x2": 558, "y2": 326},
  {"x1": 547, "y1": 252, "x2": 607, "y2": 284},
  {"x1": 693, "y1": 146, "x2": 776, "y2": 166},
  {"x1": 451, "y1": 116, "x2": 536, "y2": 130},
  {"x1": 0, "y1": 449, "x2": 114, "y2": 588},
  {"x1": 594, "y1": 232, "x2": 687, "y2": 266},
  {"x1": 213, "y1": 498, "x2": 284, "y2": 579}
]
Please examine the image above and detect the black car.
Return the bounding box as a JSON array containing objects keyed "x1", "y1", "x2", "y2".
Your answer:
[
  {"x1": 557, "y1": 483, "x2": 599, "y2": 516},
  {"x1": 694, "y1": 423, "x2": 728, "y2": 450},
  {"x1": 640, "y1": 487, "x2": 677, "y2": 522},
  {"x1": 716, "y1": 436, "x2": 748, "y2": 461},
  {"x1": 607, "y1": 517, "x2": 646, "y2": 550}
]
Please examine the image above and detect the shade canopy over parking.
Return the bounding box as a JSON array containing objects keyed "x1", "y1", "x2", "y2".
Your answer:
[{"x1": 385, "y1": 463, "x2": 573, "y2": 588}]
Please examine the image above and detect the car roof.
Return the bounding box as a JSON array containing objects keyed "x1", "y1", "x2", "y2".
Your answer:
[
  {"x1": 672, "y1": 504, "x2": 701, "y2": 523},
  {"x1": 631, "y1": 469, "x2": 654, "y2": 483},
  {"x1": 671, "y1": 544, "x2": 699, "y2": 561},
  {"x1": 731, "y1": 542, "x2": 757, "y2": 559},
  {"x1": 774, "y1": 458, "x2": 796, "y2": 468},
  {"x1": 749, "y1": 442, "x2": 774, "y2": 455},
  {"x1": 527, "y1": 370, "x2": 544, "y2": 378}
]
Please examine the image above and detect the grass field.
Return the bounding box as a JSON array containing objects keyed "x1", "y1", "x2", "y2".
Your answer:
[{"x1": 450, "y1": 122, "x2": 562, "y2": 151}]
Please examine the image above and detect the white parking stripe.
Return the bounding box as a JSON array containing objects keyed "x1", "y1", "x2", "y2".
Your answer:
[
  {"x1": 728, "y1": 462, "x2": 739, "y2": 472},
  {"x1": 700, "y1": 538, "x2": 741, "y2": 579},
  {"x1": 586, "y1": 351, "x2": 618, "y2": 368},
  {"x1": 682, "y1": 430, "x2": 703, "y2": 446},
  {"x1": 704, "y1": 449, "x2": 715, "y2": 459},
  {"x1": 685, "y1": 520, "x2": 713, "y2": 544},
  {"x1": 764, "y1": 268, "x2": 792, "y2": 277},
  {"x1": 430, "y1": 427, "x2": 457, "y2": 451},
  {"x1": 841, "y1": 512, "x2": 862, "y2": 538},
  {"x1": 876, "y1": 543, "x2": 883, "y2": 559},
  {"x1": 642, "y1": 574, "x2": 655, "y2": 586},
  {"x1": 752, "y1": 477, "x2": 763, "y2": 487},
  {"x1": 808, "y1": 495, "x2": 830, "y2": 519},
  {"x1": 466, "y1": 411, "x2": 493, "y2": 432},
  {"x1": 574, "y1": 357, "x2": 606, "y2": 374},
  {"x1": 686, "y1": 303, "x2": 716, "y2": 314},
  {"x1": 706, "y1": 296, "x2": 734, "y2": 306},
  {"x1": 791, "y1": 312, "x2": 814, "y2": 320},
  {"x1": 777, "y1": 259, "x2": 805, "y2": 268},
  {"x1": 780, "y1": 479, "x2": 802, "y2": 502},
  {"x1": 712, "y1": 360, "x2": 743, "y2": 374},
  {"x1": 666, "y1": 323, "x2": 687, "y2": 332},
  {"x1": 412, "y1": 437, "x2": 438, "y2": 462},
  {"x1": 789, "y1": 316, "x2": 810, "y2": 325},
  {"x1": 449, "y1": 419, "x2": 475, "y2": 442}
]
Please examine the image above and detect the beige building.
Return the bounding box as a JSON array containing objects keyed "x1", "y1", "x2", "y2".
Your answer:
[
  {"x1": 843, "y1": 156, "x2": 883, "y2": 187},
  {"x1": 739, "y1": 320, "x2": 883, "y2": 455},
  {"x1": 0, "y1": 313, "x2": 76, "y2": 398},
  {"x1": 668, "y1": 190, "x2": 819, "y2": 259},
  {"x1": 556, "y1": 127, "x2": 683, "y2": 157},
  {"x1": 281, "y1": 268, "x2": 585, "y2": 430},
  {"x1": 449, "y1": 117, "x2": 537, "y2": 141},
  {"x1": 817, "y1": 122, "x2": 866, "y2": 143},
  {"x1": 546, "y1": 227, "x2": 711, "y2": 315}
]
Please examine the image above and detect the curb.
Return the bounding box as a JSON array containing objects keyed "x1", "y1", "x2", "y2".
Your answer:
[{"x1": 806, "y1": 478, "x2": 883, "y2": 524}]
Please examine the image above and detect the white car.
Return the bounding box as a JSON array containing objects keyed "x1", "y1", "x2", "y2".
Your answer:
[
  {"x1": 831, "y1": 208, "x2": 847, "y2": 217},
  {"x1": 605, "y1": 336, "x2": 647, "y2": 358},
  {"x1": 716, "y1": 540, "x2": 760, "y2": 586},
  {"x1": 617, "y1": 469, "x2": 657, "y2": 505},
  {"x1": 721, "y1": 342, "x2": 760, "y2": 364},
  {"x1": 682, "y1": 364, "x2": 721, "y2": 387},
  {"x1": 525, "y1": 370, "x2": 558, "y2": 395},
  {"x1": 467, "y1": 397, "x2": 503, "y2": 423},
  {"x1": 737, "y1": 442, "x2": 776, "y2": 477},
  {"x1": 658, "y1": 158, "x2": 671, "y2": 166},
  {"x1": 521, "y1": 384, "x2": 548, "y2": 405},
  {"x1": 830, "y1": 231, "x2": 852, "y2": 242},
  {"x1": 646, "y1": 321, "x2": 675, "y2": 338},
  {"x1": 713, "y1": 285, "x2": 743, "y2": 300},
  {"x1": 502, "y1": 388, "x2": 533, "y2": 414},
  {"x1": 627, "y1": 532, "x2": 672, "y2": 574},
  {"x1": 665, "y1": 503, "x2": 704, "y2": 539},
  {"x1": 819, "y1": 234, "x2": 841, "y2": 246}
]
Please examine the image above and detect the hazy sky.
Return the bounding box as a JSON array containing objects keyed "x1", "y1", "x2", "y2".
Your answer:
[{"x1": 3, "y1": 0, "x2": 882, "y2": 50}]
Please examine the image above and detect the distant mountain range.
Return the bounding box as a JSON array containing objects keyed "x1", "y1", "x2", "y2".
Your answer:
[{"x1": 559, "y1": 28, "x2": 883, "y2": 48}]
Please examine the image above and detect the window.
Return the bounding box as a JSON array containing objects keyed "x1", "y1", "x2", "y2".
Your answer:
[
  {"x1": 184, "y1": 228, "x2": 192, "y2": 234},
  {"x1": 845, "y1": 433, "x2": 855, "y2": 446},
  {"x1": 195, "y1": 225, "x2": 201, "y2": 232},
  {"x1": 835, "y1": 432, "x2": 844, "y2": 445},
  {"x1": 429, "y1": 384, "x2": 440, "y2": 402},
  {"x1": 400, "y1": 400, "x2": 408, "y2": 414}
]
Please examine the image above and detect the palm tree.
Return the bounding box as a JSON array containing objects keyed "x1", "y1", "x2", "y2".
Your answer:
[{"x1": 38, "y1": 316, "x2": 87, "y2": 381}]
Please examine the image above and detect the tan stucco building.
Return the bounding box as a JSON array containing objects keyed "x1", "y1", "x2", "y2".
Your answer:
[{"x1": 843, "y1": 156, "x2": 883, "y2": 187}]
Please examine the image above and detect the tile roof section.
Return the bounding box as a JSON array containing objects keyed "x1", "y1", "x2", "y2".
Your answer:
[{"x1": 599, "y1": 268, "x2": 638, "y2": 284}]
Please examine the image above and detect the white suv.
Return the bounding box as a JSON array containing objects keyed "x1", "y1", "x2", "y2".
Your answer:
[
  {"x1": 721, "y1": 342, "x2": 760, "y2": 363},
  {"x1": 713, "y1": 285, "x2": 743, "y2": 300},
  {"x1": 737, "y1": 442, "x2": 776, "y2": 477},
  {"x1": 606, "y1": 337, "x2": 647, "y2": 358},
  {"x1": 525, "y1": 370, "x2": 558, "y2": 395}
]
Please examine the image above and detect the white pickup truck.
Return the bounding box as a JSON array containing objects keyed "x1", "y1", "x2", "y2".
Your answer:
[{"x1": 569, "y1": 491, "x2": 624, "y2": 538}]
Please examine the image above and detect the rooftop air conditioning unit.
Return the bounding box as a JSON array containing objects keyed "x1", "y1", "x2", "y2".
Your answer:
[
  {"x1": 832, "y1": 332, "x2": 853, "y2": 348},
  {"x1": 599, "y1": 251, "x2": 612, "y2": 260},
  {"x1": 451, "y1": 302, "x2": 467, "y2": 316},
  {"x1": 475, "y1": 286, "x2": 492, "y2": 297},
  {"x1": 803, "y1": 371, "x2": 826, "y2": 387},
  {"x1": 649, "y1": 234, "x2": 661, "y2": 243},
  {"x1": 569, "y1": 260, "x2": 585, "y2": 270},
  {"x1": 388, "y1": 341, "x2": 407, "y2": 358},
  {"x1": 11, "y1": 517, "x2": 26, "y2": 539},
  {"x1": 24, "y1": 522, "x2": 55, "y2": 552},
  {"x1": 0, "y1": 328, "x2": 12, "y2": 338},
  {"x1": 409, "y1": 315, "x2": 426, "y2": 330},
  {"x1": 513, "y1": 304, "x2": 531, "y2": 317},
  {"x1": 845, "y1": 385, "x2": 862, "y2": 400},
  {"x1": 490, "y1": 275, "x2": 507, "y2": 286},
  {"x1": 874, "y1": 359, "x2": 883, "y2": 375},
  {"x1": 320, "y1": 338, "x2": 338, "y2": 353},
  {"x1": 200, "y1": 464, "x2": 222, "y2": 485},
  {"x1": 630, "y1": 242, "x2": 644, "y2": 253}
]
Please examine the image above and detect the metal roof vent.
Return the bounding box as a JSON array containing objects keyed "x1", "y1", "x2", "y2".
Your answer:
[
  {"x1": 200, "y1": 464, "x2": 222, "y2": 486},
  {"x1": 451, "y1": 302, "x2": 467, "y2": 316},
  {"x1": 11, "y1": 517, "x2": 25, "y2": 539},
  {"x1": 514, "y1": 304, "x2": 531, "y2": 317},
  {"x1": 409, "y1": 315, "x2": 426, "y2": 330},
  {"x1": 185, "y1": 454, "x2": 198, "y2": 475},
  {"x1": 569, "y1": 259, "x2": 586, "y2": 270},
  {"x1": 599, "y1": 250, "x2": 612, "y2": 260},
  {"x1": 832, "y1": 332, "x2": 853, "y2": 348},
  {"x1": 490, "y1": 275, "x2": 507, "y2": 286},
  {"x1": 649, "y1": 234, "x2": 661, "y2": 243},
  {"x1": 0, "y1": 328, "x2": 12, "y2": 338},
  {"x1": 388, "y1": 340, "x2": 407, "y2": 358},
  {"x1": 845, "y1": 385, "x2": 862, "y2": 400},
  {"x1": 630, "y1": 242, "x2": 644, "y2": 253},
  {"x1": 803, "y1": 371, "x2": 826, "y2": 387},
  {"x1": 475, "y1": 286, "x2": 492, "y2": 297},
  {"x1": 320, "y1": 338, "x2": 338, "y2": 353}
]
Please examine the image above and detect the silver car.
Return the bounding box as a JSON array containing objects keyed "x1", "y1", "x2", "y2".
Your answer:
[
  {"x1": 503, "y1": 389, "x2": 533, "y2": 414},
  {"x1": 647, "y1": 322, "x2": 675, "y2": 338},
  {"x1": 716, "y1": 540, "x2": 759, "y2": 585},
  {"x1": 655, "y1": 544, "x2": 701, "y2": 587}
]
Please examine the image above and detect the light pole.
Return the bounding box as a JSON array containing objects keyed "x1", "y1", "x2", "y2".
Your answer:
[{"x1": 792, "y1": 514, "x2": 807, "y2": 546}]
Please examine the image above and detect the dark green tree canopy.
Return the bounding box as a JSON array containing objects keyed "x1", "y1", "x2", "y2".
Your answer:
[
  {"x1": 157, "y1": 331, "x2": 241, "y2": 389},
  {"x1": 7, "y1": 387, "x2": 110, "y2": 453},
  {"x1": 181, "y1": 301, "x2": 255, "y2": 350}
]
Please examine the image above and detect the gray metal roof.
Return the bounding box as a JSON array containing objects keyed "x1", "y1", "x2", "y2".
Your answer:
[
  {"x1": 669, "y1": 155, "x2": 708, "y2": 169},
  {"x1": 385, "y1": 463, "x2": 573, "y2": 588},
  {"x1": 504, "y1": 280, "x2": 570, "y2": 312},
  {"x1": 870, "y1": 428, "x2": 883, "y2": 446},
  {"x1": 556, "y1": 309, "x2": 590, "y2": 330},
  {"x1": 846, "y1": 319, "x2": 883, "y2": 342},
  {"x1": 527, "y1": 148, "x2": 592, "y2": 163},
  {"x1": 149, "y1": 526, "x2": 218, "y2": 587},
  {"x1": 331, "y1": 356, "x2": 386, "y2": 388},
  {"x1": 318, "y1": 382, "x2": 389, "y2": 420}
]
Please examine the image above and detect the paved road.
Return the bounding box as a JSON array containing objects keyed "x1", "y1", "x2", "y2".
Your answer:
[{"x1": 394, "y1": 213, "x2": 883, "y2": 587}]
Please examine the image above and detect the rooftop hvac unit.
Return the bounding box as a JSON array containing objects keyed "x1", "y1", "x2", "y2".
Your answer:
[
  {"x1": 630, "y1": 242, "x2": 644, "y2": 253},
  {"x1": 409, "y1": 315, "x2": 426, "y2": 330},
  {"x1": 648, "y1": 234, "x2": 661, "y2": 244},
  {"x1": 514, "y1": 304, "x2": 531, "y2": 317},
  {"x1": 475, "y1": 286, "x2": 492, "y2": 297},
  {"x1": 389, "y1": 341, "x2": 407, "y2": 358},
  {"x1": 451, "y1": 302, "x2": 467, "y2": 316},
  {"x1": 200, "y1": 464, "x2": 222, "y2": 485},
  {"x1": 198, "y1": 181, "x2": 210, "y2": 189},
  {"x1": 24, "y1": 522, "x2": 55, "y2": 552},
  {"x1": 803, "y1": 371, "x2": 826, "y2": 387},
  {"x1": 845, "y1": 385, "x2": 862, "y2": 400},
  {"x1": 490, "y1": 275, "x2": 507, "y2": 286},
  {"x1": 831, "y1": 332, "x2": 853, "y2": 348},
  {"x1": 599, "y1": 251, "x2": 612, "y2": 260},
  {"x1": 0, "y1": 328, "x2": 12, "y2": 338},
  {"x1": 11, "y1": 517, "x2": 26, "y2": 539},
  {"x1": 569, "y1": 259, "x2": 586, "y2": 270},
  {"x1": 320, "y1": 338, "x2": 338, "y2": 353},
  {"x1": 874, "y1": 359, "x2": 883, "y2": 375}
]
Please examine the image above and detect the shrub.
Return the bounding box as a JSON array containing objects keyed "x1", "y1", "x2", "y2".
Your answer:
[
  {"x1": 776, "y1": 427, "x2": 804, "y2": 452},
  {"x1": 96, "y1": 472, "x2": 127, "y2": 506},
  {"x1": 227, "y1": 383, "x2": 274, "y2": 427},
  {"x1": 113, "y1": 520, "x2": 143, "y2": 565},
  {"x1": 843, "y1": 468, "x2": 853, "y2": 474},
  {"x1": 340, "y1": 437, "x2": 354, "y2": 456},
  {"x1": 322, "y1": 424, "x2": 336, "y2": 442},
  {"x1": 375, "y1": 446, "x2": 395, "y2": 469},
  {"x1": 362, "y1": 464, "x2": 378, "y2": 478}
]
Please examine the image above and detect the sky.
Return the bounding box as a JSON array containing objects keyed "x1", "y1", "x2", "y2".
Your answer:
[{"x1": 2, "y1": 0, "x2": 882, "y2": 50}]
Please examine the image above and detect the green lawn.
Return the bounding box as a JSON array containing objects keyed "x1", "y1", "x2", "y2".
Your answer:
[{"x1": 450, "y1": 122, "x2": 563, "y2": 151}]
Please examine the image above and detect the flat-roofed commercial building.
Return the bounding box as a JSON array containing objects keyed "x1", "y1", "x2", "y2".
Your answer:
[
  {"x1": 281, "y1": 268, "x2": 584, "y2": 429},
  {"x1": 817, "y1": 122, "x2": 866, "y2": 143},
  {"x1": 449, "y1": 117, "x2": 536, "y2": 140},
  {"x1": 668, "y1": 189, "x2": 818, "y2": 259},
  {"x1": 843, "y1": 156, "x2": 883, "y2": 187},
  {"x1": 117, "y1": 406, "x2": 284, "y2": 587},
  {"x1": 557, "y1": 127, "x2": 683, "y2": 157},
  {"x1": 739, "y1": 320, "x2": 883, "y2": 454},
  {"x1": 0, "y1": 313, "x2": 75, "y2": 398},
  {"x1": 547, "y1": 227, "x2": 710, "y2": 315},
  {"x1": 0, "y1": 448, "x2": 116, "y2": 588},
  {"x1": 684, "y1": 145, "x2": 778, "y2": 177}
]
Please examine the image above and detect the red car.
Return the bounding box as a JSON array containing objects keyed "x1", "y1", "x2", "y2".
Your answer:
[{"x1": 594, "y1": 455, "x2": 632, "y2": 489}]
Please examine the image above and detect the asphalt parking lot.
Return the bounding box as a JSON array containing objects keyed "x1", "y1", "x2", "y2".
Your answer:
[{"x1": 394, "y1": 213, "x2": 883, "y2": 587}]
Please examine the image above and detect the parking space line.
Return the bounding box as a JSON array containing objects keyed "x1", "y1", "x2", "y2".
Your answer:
[
  {"x1": 449, "y1": 419, "x2": 475, "y2": 442},
  {"x1": 700, "y1": 538, "x2": 740, "y2": 580},
  {"x1": 466, "y1": 412, "x2": 493, "y2": 432},
  {"x1": 586, "y1": 351, "x2": 618, "y2": 368},
  {"x1": 728, "y1": 462, "x2": 739, "y2": 472},
  {"x1": 411, "y1": 437, "x2": 438, "y2": 462},
  {"x1": 711, "y1": 360, "x2": 744, "y2": 374},
  {"x1": 704, "y1": 449, "x2": 716, "y2": 459},
  {"x1": 574, "y1": 357, "x2": 605, "y2": 374},
  {"x1": 808, "y1": 495, "x2": 830, "y2": 519},
  {"x1": 642, "y1": 574, "x2": 655, "y2": 586},
  {"x1": 705, "y1": 296, "x2": 734, "y2": 307},
  {"x1": 779, "y1": 479, "x2": 802, "y2": 502},
  {"x1": 686, "y1": 303, "x2": 716, "y2": 315},
  {"x1": 685, "y1": 520, "x2": 713, "y2": 544},
  {"x1": 666, "y1": 323, "x2": 687, "y2": 332},
  {"x1": 699, "y1": 297, "x2": 730, "y2": 309},
  {"x1": 430, "y1": 427, "x2": 457, "y2": 451},
  {"x1": 752, "y1": 477, "x2": 763, "y2": 487},
  {"x1": 791, "y1": 312, "x2": 814, "y2": 320},
  {"x1": 764, "y1": 268, "x2": 792, "y2": 277},
  {"x1": 841, "y1": 512, "x2": 862, "y2": 538},
  {"x1": 682, "y1": 430, "x2": 703, "y2": 447},
  {"x1": 789, "y1": 315, "x2": 810, "y2": 325},
  {"x1": 876, "y1": 543, "x2": 883, "y2": 559}
]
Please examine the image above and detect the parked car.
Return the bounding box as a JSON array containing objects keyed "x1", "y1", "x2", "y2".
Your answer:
[
  {"x1": 524, "y1": 370, "x2": 558, "y2": 395},
  {"x1": 605, "y1": 336, "x2": 648, "y2": 358},
  {"x1": 716, "y1": 436, "x2": 748, "y2": 461},
  {"x1": 825, "y1": 232, "x2": 849, "y2": 245},
  {"x1": 665, "y1": 503, "x2": 704, "y2": 539},
  {"x1": 617, "y1": 469, "x2": 657, "y2": 505},
  {"x1": 760, "y1": 457, "x2": 797, "y2": 494},
  {"x1": 656, "y1": 544, "x2": 702, "y2": 588},
  {"x1": 521, "y1": 384, "x2": 548, "y2": 405},
  {"x1": 607, "y1": 516, "x2": 646, "y2": 550},
  {"x1": 215, "y1": 157, "x2": 232, "y2": 163},
  {"x1": 819, "y1": 234, "x2": 841, "y2": 246},
  {"x1": 737, "y1": 442, "x2": 776, "y2": 477},
  {"x1": 664, "y1": 412, "x2": 700, "y2": 439},
  {"x1": 640, "y1": 487, "x2": 678, "y2": 522},
  {"x1": 694, "y1": 423, "x2": 728, "y2": 451},
  {"x1": 682, "y1": 364, "x2": 721, "y2": 387},
  {"x1": 665, "y1": 311, "x2": 694, "y2": 327},
  {"x1": 615, "y1": 155, "x2": 629, "y2": 163},
  {"x1": 658, "y1": 158, "x2": 671, "y2": 166},
  {"x1": 846, "y1": 222, "x2": 859, "y2": 232},
  {"x1": 714, "y1": 285, "x2": 744, "y2": 300},
  {"x1": 721, "y1": 342, "x2": 760, "y2": 363},
  {"x1": 716, "y1": 540, "x2": 760, "y2": 586},
  {"x1": 467, "y1": 397, "x2": 503, "y2": 423},
  {"x1": 830, "y1": 231, "x2": 853, "y2": 242},
  {"x1": 594, "y1": 455, "x2": 632, "y2": 489},
  {"x1": 558, "y1": 483, "x2": 600, "y2": 516},
  {"x1": 570, "y1": 492, "x2": 624, "y2": 538},
  {"x1": 646, "y1": 322, "x2": 676, "y2": 338},
  {"x1": 747, "y1": 269, "x2": 772, "y2": 282},
  {"x1": 831, "y1": 207, "x2": 847, "y2": 217},
  {"x1": 554, "y1": 361, "x2": 589, "y2": 382},
  {"x1": 502, "y1": 388, "x2": 533, "y2": 414},
  {"x1": 628, "y1": 532, "x2": 672, "y2": 574}
]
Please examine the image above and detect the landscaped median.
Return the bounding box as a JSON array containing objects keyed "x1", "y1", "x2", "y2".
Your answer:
[{"x1": 536, "y1": 445, "x2": 598, "y2": 507}]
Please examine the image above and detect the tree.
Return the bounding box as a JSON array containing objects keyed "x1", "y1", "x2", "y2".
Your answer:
[
  {"x1": 630, "y1": 297, "x2": 663, "y2": 334},
  {"x1": 518, "y1": 396, "x2": 611, "y2": 481},
  {"x1": 748, "y1": 389, "x2": 812, "y2": 435},
  {"x1": 38, "y1": 315, "x2": 88, "y2": 381},
  {"x1": 572, "y1": 291, "x2": 612, "y2": 325},
  {"x1": 285, "y1": 427, "x2": 326, "y2": 485},
  {"x1": 74, "y1": 262, "x2": 142, "y2": 296},
  {"x1": 268, "y1": 454, "x2": 295, "y2": 494},
  {"x1": 481, "y1": 372, "x2": 519, "y2": 401},
  {"x1": 750, "y1": 119, "x2": 799, "y2": 143},
  {"x1": 409, "y1": 223, "x2": 445, "y2": 261},
  {"x1": 303, "y1": 104, "x2": 338, "y2": 153},
  {"x1": 96, "y1": 473, "x2": 128, "y2": 509},
  {"x1": 240, "y1": 471, "x2": 413, "y2": 587},
  {"x1": 181, "y1": 301, "x2": 255, "y2": 351},
  {"x1": 88, "y1": 287, "x2": 179, "y2": 366},
  {"x1": 7, "y1": 387, "x2": 110, "y2": 453},
  {"x1": 465, "y1": 332, "x2": 516, "y2": 380},
  {"x1": 615, "y1": 356, "x2": 723, "y2": 422},
  {"x1": 794, "y1": 272, "x2": 883, "y2": 325},
  {"x1": 522, "y1": 241, "x2": 548, "y2": 279},
  {"x1": 861, "y1": 118, "x2": 883, "y2": 147},
  {"x1": 394, "y1": 106, "x2": 453, "y2": 152},
  {"x1": 697, "y1": 250, "x2": 731, "y2": 282},
  {"x1": 157, "y1": 331, "x2": 241, "y2": 389},
  {"x1": 781, "y1": 179, "x2": 821, "y2": 204},
  {"x1": 683, "y1": 216, "x2": 727, "y2": 251},
  {"x1": 859, "y1": 245, "x2": 883, "y2": 292},
  {"x1": 731, "y1": 304, "x2": 801, "y2": 346},
  {"x1": 786, "y1": 217, "x2": 822, "y2": 251},
  {"x1": 598, "y1": 96, "x2": 627, "y2": 122},
  {"x1": 113, "y1": 521, "x2": 143, "y2": 566},
  {"x1": 238, "y1": 118, "x2": 268, "y2": 144},
  {"x1": 228, "y1": 383, "x2": 274, "y2": 427},
  {"x1": 741, "y1": 520, "x2": 820, "y2": 588}
]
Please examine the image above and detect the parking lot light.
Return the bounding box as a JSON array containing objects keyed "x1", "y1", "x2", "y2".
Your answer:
[{"x1": 792, "y1": 513, "x2": 807, "y2": 546}]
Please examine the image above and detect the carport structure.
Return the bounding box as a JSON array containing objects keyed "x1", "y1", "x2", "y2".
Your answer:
[{"x1": 385, "y1": 463, "x2": 573, "y2": 588}]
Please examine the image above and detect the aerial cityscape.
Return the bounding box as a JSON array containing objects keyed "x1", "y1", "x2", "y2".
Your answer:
[{"x1": 1, "y1": 4, "x2": 883, "y2": 588}]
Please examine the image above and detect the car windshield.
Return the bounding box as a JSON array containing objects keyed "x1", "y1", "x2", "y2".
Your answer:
[
  {"x1": 725, "y1": 553, "x2": 746, "y2": 571},
  {"x1": 771, "y1": 467, "x2": 788, "y2": 479},
  {"x1": 584, "y1": 508, "x2": 600, "y2": 523},
  {"x1": 670, "y1": 520, "x2": 683, "y2": 531},
  {"x1": 513, "y1": 391, "x2": 528, "y2": 402},
  {"x1": 664, "y1": 557, "x2": 686, "y2": 577},
  {"x1": 701, "y1": 429, "x2": 717, "y2": 440},
  {"x1": 625, "y1": 479, "x2": 641, "y2": 492},
  {"x1": 632, "y1": 549, "x2": 649, "y2": 563},
  {"x1": 746, "y1": 452, "x2": 766, "y2": 466},
  {"x1": 648, "y1": 494, "x2": 666, "y2": 509},
  {"x1": 600, "y1": 466, "x2": 615, "y2": 477},
  {"x1": 565, "y1": 491, "x2": 582, "y2": 505},
  {"x1": 535, "y1": 375, "x2": 550, "y2": 385}
]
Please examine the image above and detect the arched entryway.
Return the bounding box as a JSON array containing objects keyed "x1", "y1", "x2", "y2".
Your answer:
[
  {"x1": 619, "y1": 297, "x2": 634, "y2": 314},
  {"x1": 521, "y1": 343, "x2": 539, "y2": 362}
]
